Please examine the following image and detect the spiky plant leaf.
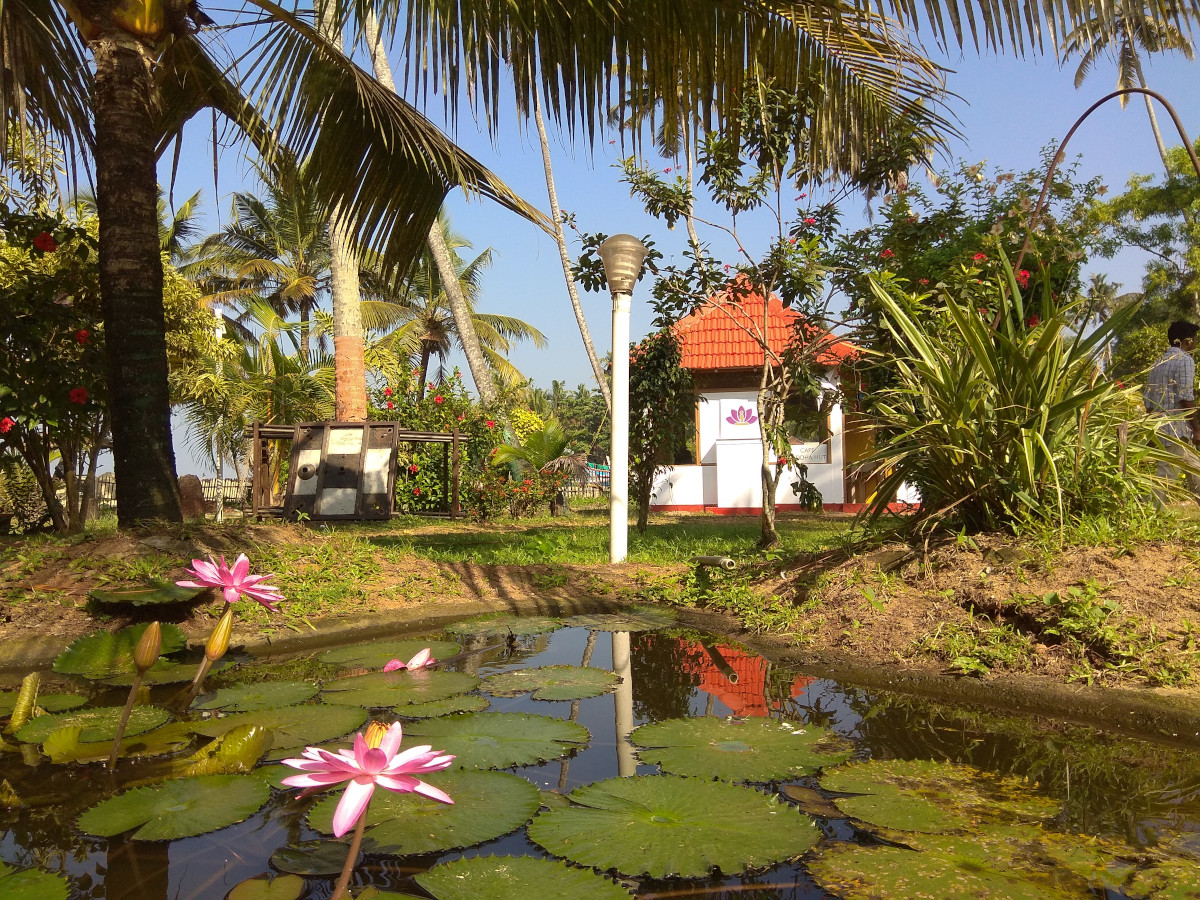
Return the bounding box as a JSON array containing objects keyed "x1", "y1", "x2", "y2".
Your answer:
[
  {"x1": 527, "y1": 775, "x2": 819, "y2": 878},
  {"x1": 404, "y1": 712, "x2": 588, "y2": 769},
  {"x1": 77, "y1": 774, "x2": 270, "y2": 840},
  {"x1": 481, "y1": 665, "x2": 620, "y2": 701},
  {"x1": 417, "y1": 855, "x2": 633, "y2": 900}
]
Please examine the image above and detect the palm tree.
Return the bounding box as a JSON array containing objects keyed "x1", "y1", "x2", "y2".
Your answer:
[{"x1": 1061, "y1": 2, "x2": 1196, "y2": 173}]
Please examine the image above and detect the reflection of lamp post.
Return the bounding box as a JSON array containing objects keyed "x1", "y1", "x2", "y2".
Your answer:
[
  {"x1": 611, "y1": 630, "x2": 636, "y2": 777},
  {"x1": 598, "y1": 235, "x2": 648, "y2": 564}
]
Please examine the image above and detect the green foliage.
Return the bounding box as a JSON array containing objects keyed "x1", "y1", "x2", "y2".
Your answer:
[
  {"x1": 629, "y1": 329, "x2": 695, "y2": 532},
  {"x1": 1110, "y1": 321, "x2": 1169, "y2": 382}
]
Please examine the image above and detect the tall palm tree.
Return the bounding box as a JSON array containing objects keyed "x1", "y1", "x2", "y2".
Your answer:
[{"x1": 1061, "y1": 2, "x2": 1196, "y2": 173}]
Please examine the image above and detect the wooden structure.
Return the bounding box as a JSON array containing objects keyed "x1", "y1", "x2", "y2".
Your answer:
[{"x1": 248, "y1": 422, "x2": 460, "y2": 521}]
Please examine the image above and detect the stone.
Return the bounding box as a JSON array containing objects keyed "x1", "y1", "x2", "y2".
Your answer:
[{"x1": 178, "y1": 474, "x2": 207, "y2": 520}]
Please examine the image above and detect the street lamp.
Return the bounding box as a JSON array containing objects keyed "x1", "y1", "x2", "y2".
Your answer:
[{"x1": 598, "y1": 234, "x2": 648, "y2": 564}]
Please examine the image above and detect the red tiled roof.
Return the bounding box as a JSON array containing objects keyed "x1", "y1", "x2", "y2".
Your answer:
[
  {"x1": 677, "y1": 639, "x2": 816, "y2": 718},
  {"x1": 673, "y1": 279, "x2": 856, "y2": 371}
]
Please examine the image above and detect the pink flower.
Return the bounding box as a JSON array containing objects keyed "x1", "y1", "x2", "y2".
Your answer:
[
  {"x1": 384, "y1": 387, "x2": 393, "y2": 397},
  {"x1": 918, "y1": 278, "x2": 929, "y2": 286},
  {"x1": 33, "y1": 232, "x2": 56, "y2": 253},
  {"x1": 486, "y1": 420, "x2": 495, "y2": 429},
  {"x1": 383, "y1": 648, "x2": 435, "y2": 672},
  {"x1": 0, "y1": 417, "x2": 13, "y2": 434},
  {"x1": 803, "y1": 217, "x2": 816, "y2": 225},
  {"x1": 663, "y1": 167, "x2": 672, "y2": 173},
  {"x1": 69, "y1": 387, "x2": 87, "y2": 404},
  {"x1": 1016, "y1": 269, "x2": 1031, "y2": 289},
  {"x1": 281, "y1": 721, "x2": 453, "y2": 837},
  {"x1": 386, "y1": 401, "x2": 394, "y2": 410},
  {"x1": 74, "y1": 329, "x2": 90, "y2": 344},
  {"x1": 972, "y1": 252, "x2": 987, "y2": 261},
  {"x1": 879, "y1": 249, "x2": 894, "y2": 259},
  {"x1": 796, "y1": 193, "x2": 807, "y2": 199},
  {"x1": 177, "y1": 554, "x2": 284, "y2": 611},
  {"x1": 434, "y1": 395, "x2": 444, "y2": 404}
]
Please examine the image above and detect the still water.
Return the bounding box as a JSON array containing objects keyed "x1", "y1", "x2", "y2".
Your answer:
[{"x1": 2, "y1": 620, "x2": 1200, "y2": 898}]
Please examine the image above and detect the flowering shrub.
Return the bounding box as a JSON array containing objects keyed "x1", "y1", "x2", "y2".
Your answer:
[{"x1": 464, "y1": 467, "x2": 566, "y2": 521}]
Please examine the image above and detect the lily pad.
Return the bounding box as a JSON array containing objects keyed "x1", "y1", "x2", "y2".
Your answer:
[
  {"x1": 632, "y1": 717, "x2": 852, "y2": 782},
  {"x1": 562, "y1": 608, "x2": 676, "y2": 632},
  {"x1": 52, "y1": 623, "x2": 186, "y2": 678},
  {"x1": 103, "y1": 659, "x2": 228, "y2": 686},
  {"x1": 308, "y1": 769, "x2": 540, "y2": 854},
  {"x1": 321, "y1": 670, "x2": 480, "y2": 709},
  {"x1": 193, "y1": 681, "x2": 318, "y2": 713},
  {"x1": 269, "y1": 840, "x2": 351, "y2": 876},
  {"x1": 1127, "y1": 859, "x2": 1200, "y2": 899},
  {"x1": 227, "y1": 873, "x2": 305, "y2": 900},
  {"x1": 394, "y1": 695, "x2": 489, "y2": 718},
  {"x1": 404, "y1": 712, "x2": 589, "y2": 770},
  {"x1": 482, "y1": 665, "x2": 620, "y2": 701},
  {"x1": 444, "y1": 616, "x2": 563, "y2": 638},
  {"x1": 88, "y1": 583, "x2": 205, "y2": 607},
  {"x1": 417, "y1": 855, "x2": 633, "y2": 900},
  {"x1": 189, "y1": 703, "x2": 366, "y2": 753},
  {"x1": 317, "y1": 639, "x2": 461, "y2": 670},
  {"x1": 42, "y1": 722, "x2": 195, "y2": 764},
  {"x1": 527, "y1": 774, "x2": 820, "y2": 878},
  {"x1": 0, "y1": 691, "x2": 86, "y2": 717},
  {"x1": 177, "y1": 724, "x2": 273, "y2": 775},
  {"x1": 0, "y1": 861, "x2": 70, "y2": 900},
  {"x1": 77, "y1": 773, "x2": 270, "y2": 840},
  {"x1": 16, "y1": 704, "x2": 170, "y2": 744},
  {"x1": 819, "y1": 758, "x2": 1058, "y2": 834}
]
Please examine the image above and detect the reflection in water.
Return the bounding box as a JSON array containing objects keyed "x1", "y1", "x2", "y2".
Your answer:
[{"x1": 4, "y1": 622, "x2": 1200, "y2": 898}]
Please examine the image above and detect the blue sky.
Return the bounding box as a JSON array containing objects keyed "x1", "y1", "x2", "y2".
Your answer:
[{"x1": 162, "y1": 26, "x2": 1200, "y2": 475}]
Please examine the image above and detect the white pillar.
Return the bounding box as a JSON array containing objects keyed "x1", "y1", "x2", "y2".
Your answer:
[
  {"x1": 610, "y1": 291, "x2": 631, "y2": 564},
  {"x1": 611, "y1": 631, "x2": 636, "y2": 777}
]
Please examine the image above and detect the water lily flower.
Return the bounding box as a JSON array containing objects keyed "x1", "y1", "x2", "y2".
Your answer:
[
  {"x1": 177, "y1": 554, "x2": 283, "y2": 611},
  {"x1": 383, "y1": 648, "x2": 435, "y2": 672},
  {"x1": 281, "y1": 721, "x2": 454, "y2": 836}
]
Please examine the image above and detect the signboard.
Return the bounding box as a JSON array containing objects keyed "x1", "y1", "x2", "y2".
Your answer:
[
  {"x1": 283, "y1": 423, "x2": 400, "y2": 521},
  {"x1": 793, "y1": 442, "x2": 830, "y2": 465},
  {"x1": 718, "y1": 399, "x2": 761, "y2": 440}
]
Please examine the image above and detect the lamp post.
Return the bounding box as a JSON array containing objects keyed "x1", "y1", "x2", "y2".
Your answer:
[{"x1": 598, "y1": 234, "x2": 648, "y2": 564}]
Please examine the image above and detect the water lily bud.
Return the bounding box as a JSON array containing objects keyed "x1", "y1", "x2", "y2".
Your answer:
[
  {"x1": 206, "y1": 608, "x2": 234, "y2": 662},
  {"x1": 134, "y1": 622, "x2": 162, "y2": 672}
]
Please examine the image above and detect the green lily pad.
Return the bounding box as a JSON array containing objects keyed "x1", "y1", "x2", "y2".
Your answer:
[
  {"x1": 562, "y1": 608, "x2": 676, "y2": 632},
  {"x1": 77, "y1": 773, "x2": 270, "y2": 840},
  {"x1": 189, "y1": 703, "x2": 366, "y2": 752},
  {"x1": 417, "y1": 855, "x2": 633, "y2": 900},
  {"x1": 482, "y1": 665, "x2": 620, "y2": 701},
  {"x1": 42, "y1": 722, "x2": 195, "y2": 764},
  {"x1": 528, "y1": 775, "x2": 819, "y2": 878},
  {"x1": 321, "y1": 670, "x2": 480, "y2": 709},
  {"x1": 631, "y1": 717, "x2": 852, "y2": 782},
  {"x1": 269, "y1": 840, "x2": 352, "y2": 876},
  {"x1": 0, "y1": 691, "x2": 86, "y2": 717},
  {"x1": 317, "y1": 640, "x2": 461, "y2": 670},
  {"x1": 444, "y1": 616, "x2": 563, "y2": 638},
  {"x1": 193, "y1": 681, "x2": 318, "y2": 712},
  {"x1": 404, "y1": 712, "x2": 589, "y2": 770},
  {"x1": 88, "y1": 583, "x2": 205, "y2": 607},
  {"x1": 819, "y1": 758, "x2": 1058, "y2": 834},
  {"x1": 227, "y1": 873, "x2": 305, "y2": 900},
  {"x1": 1128, "y1": 859, "x2": 1200, "y2": 899},
  {"x1": 394, "y1": 695, "x2": 489, "y2": 718},
  {"x1": 52, "y1": 623, "x2": 186, "y2": 678},
  {"x1": 308, "y1": 769, "x2": 539, "y2": 854},
  {"x1": 103, "y1": 659, "x2": 228, "y2": 686},
  {"x1": 16, "y1": 704, "x2": 170, "y2": 744},
  {"x1": 0, "y1": 861, "x2": 70, "y2": 900},
  {"x1": 177, "y1": 724, "x2": 273, "y2": 775}
]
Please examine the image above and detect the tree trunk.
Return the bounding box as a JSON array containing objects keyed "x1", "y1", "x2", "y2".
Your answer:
[
  {"x1": 91, "y1": 34, "x2": 182, "y2": 526},
  {"x1": 416, "y1": 343, "x2": 433, "y2": 400},
  {"x1": 532, "y1": 83, "x2": 611, "y2": 411},
  {"x1": 362, "y1": 13, "x2": 498, "y2": 408}
]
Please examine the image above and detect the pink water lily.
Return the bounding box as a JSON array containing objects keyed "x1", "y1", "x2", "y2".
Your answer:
[
  {"x1": 177, "y1": 554, "x2": 283, "y2": 611},
  {"x1": 281, "y1": 721, "x2": 454, "y2": 836},
  {"x1": 383, "y1": 648, "x2": 434, "y2": 672}
]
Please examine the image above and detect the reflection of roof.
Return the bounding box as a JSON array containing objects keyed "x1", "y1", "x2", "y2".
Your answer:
[
  {"x1": 677, "y1": 640, "x2": 814, "y2": 717},
  {"x1": 673, "y1": 279, "x2": 856, "y2": 371}
]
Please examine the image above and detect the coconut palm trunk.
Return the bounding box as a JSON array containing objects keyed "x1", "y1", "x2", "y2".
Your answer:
[
  {"x1": 92, "y1": 33, "x2": 182, "y2": 525},
  {"x1": 532, "y1": 83, "x2": 611, "y2": 410},
  {"x1": 362, "y1": 14, "x2": 499, "y2": 408}
]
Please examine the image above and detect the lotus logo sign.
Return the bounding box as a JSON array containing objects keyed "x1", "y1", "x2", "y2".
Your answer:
[{"x1": 725, "y1": 405, "x2": 758, "y2": 425}]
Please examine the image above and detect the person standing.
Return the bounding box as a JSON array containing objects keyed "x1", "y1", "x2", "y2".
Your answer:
[{"x1": 1144, "y1": 320, "x2": 1200, "y2": 501}]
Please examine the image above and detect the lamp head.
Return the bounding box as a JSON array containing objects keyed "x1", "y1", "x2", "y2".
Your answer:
[{"x1": 598, "y1": 234, "x2": 648, "y2": 294}]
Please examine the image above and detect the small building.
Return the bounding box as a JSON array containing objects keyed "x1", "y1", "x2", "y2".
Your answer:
[{"x1": 649, "y1": 284, "x2": 870, "y2": 513}]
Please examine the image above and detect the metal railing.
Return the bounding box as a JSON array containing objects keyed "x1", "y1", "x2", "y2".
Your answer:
[{"x1": 95, "y1": 477, "x2": 249, "y2": 510}]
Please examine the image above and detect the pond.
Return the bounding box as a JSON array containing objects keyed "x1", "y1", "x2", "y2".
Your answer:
[{"x1": 2, "y1": 609, "x2": 1200, "y2": 899}]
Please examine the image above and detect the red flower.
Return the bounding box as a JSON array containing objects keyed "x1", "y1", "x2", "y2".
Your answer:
[
  {"x1": 434, "y1": 395, "x2": 444, "y2": 404},
  {"x1": 978, "y1": 308, "x2": 990, "y2": 317},
  {"x1": 486, "y1": 420, "x2": 495, "y2": 429},
  {"x1": 803, "y1": 217, "x2": 816, "y2": 225},
  {"x1": 386, "y1": 401, "x2": 394, "y2": 410},
  {"x1": 1117, "y1": 380, "x2": 1125, "y2": 389},
  {"x1": 789, "y1": 237, "x2": 796, "y2": 244},
  {"x1": 880, "y1": 249, "x2": 895, "y2": 259},
  {"x1": 906, "y1": 216, "x2": 917, "y2": 224},
  {"x1": 69, "y1": 387, "x2": 87, "y2": 404},
  {"x1": 456, "y1": 414, "x2": 465, "y2": 421},
  {"x1": 409, "y1": 464, "x2": 419, "y2": 474},
  {"x1": 797, "y1": 193, "x2": 807, "y2": 199},
  {"x1": 522, "y1": 479, "x2": 533, "y2": 485},
  {"x1": 0, "y1": 417, "x2": 13, "y2": 434},
  {"x1": 384, "y1": 387, "x2": 393, "y2": 397},
  {"x1": 1027, "y1": 314, "x2": 1040, "y2": 327},
  {"x1": 1016, "y1": 269, "x2": 1031, "y2": 289},
  {"x1": 918, "y1": 278, "x2": 930, "y2": 286},
  {"x1": 74, "y1": 329, "x2": 90, "y2": 344},
  {"x1": 413, "y1": 488, "x2": 421, "y2": 496},
  {"x1": 777, "y1": 456, "x2": 788, "y2": 466},
  {"x1": 972, "y1": 252, "x2": 987, "y2": 261},
  {"x1": 33, "y1": 232, "x2": 57, "y2": 253}
]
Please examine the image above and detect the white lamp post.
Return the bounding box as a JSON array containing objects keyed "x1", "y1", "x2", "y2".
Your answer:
[{"x1": 598, "y1": 234, "x2": 648, "y2": 564}]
